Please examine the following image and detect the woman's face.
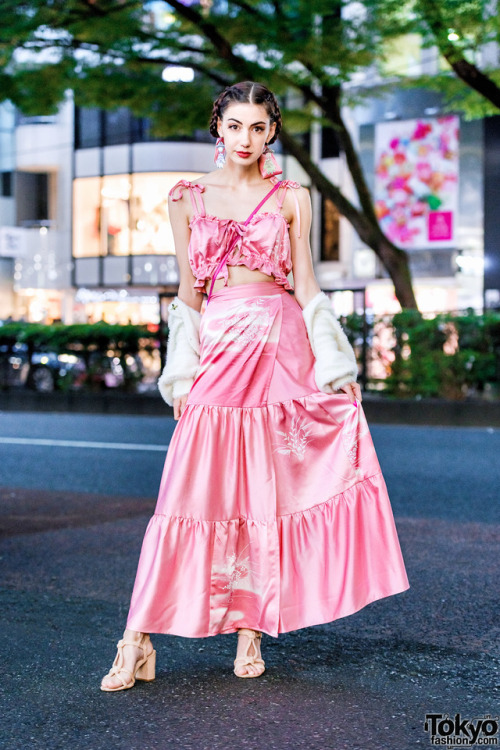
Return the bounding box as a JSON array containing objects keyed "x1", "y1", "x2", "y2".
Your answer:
[{"x1": 218, "y1": 102, "x2": 276, "y2": 168}]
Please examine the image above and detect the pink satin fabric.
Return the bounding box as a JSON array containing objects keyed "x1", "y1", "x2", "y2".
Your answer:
[
  {"x1": 127, "y1": 282, "x2": 409, "y2": 638},
  {"x1": 168, "y1": 180, "x2": 300, "y2": 291}
]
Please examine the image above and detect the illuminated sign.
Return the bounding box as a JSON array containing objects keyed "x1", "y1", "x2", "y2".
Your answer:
[{"x1": 375, "y1": 116, "x2": 459, "y2": 249}]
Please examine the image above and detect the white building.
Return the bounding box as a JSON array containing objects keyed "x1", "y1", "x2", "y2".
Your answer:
[
  {"x1": 0, "y1": 96, "x2": 74, "y2": 322},
  {"x1": 0, "y1": 83, "x2": 497, "y2": 324}
]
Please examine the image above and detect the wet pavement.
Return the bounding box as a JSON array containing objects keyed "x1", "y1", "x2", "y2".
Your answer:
[{"x1": 0, "y1": 417, "x2": 499, "y2": 750}]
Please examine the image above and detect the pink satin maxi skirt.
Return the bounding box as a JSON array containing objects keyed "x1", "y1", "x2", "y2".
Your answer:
[{"x1": 127, "y1": 282, "x2": 409, "y2": 638}]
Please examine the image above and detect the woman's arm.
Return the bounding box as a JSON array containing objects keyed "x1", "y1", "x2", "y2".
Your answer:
[
  {"x1": 168, "y1": 194, "x2": 203, "y2": 313},
  {"x1": 288, "y1": 187, "x2": 321, "y2": 310}
]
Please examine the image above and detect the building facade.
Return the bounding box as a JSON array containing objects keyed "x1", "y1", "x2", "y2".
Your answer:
[
  {"x1": 0, "y1": 88, "x2": 498, "y2": 324},
  {"x1": 349, "y1": 89, "x2": 486, "y2": 315},
  {"x1": 0, "y1": 97, "x2": 74, "y2": 322}
]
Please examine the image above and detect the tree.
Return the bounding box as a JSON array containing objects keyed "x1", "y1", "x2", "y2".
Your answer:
[
  {"x1": 1, "y1": 0, "x2": 444, "y2": 309},
  {"x1": 419, "y1": 0, "x2": 500, "y2": 114},
  {"x1": 372, "y1": 0, "x2": 500, "y2": 117}
]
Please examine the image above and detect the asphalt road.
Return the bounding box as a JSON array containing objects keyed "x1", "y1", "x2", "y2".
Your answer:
[{"x1": 0, "y1": 412, "x2": 499, "y2": 750}]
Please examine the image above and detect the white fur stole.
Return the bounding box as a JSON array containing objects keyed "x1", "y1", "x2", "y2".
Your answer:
[{"x1": 158, "y1": 297, "x2": 201, "y2": 406}]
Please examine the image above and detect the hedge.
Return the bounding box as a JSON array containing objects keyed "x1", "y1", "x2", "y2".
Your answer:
[
  {"x1": 0, "y1": 321, "x2": 160, "y2": 391},
  {"x1": 2, "y1": 311, "x2": 500, "y2": 399},
  {"x1": 341, "y1": 309, "x2": 500, "y2": 400}
]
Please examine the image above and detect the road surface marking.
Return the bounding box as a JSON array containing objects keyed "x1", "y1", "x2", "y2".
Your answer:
[{"x1": 0, "y1": 437, "x2": 169, "y2": 452}]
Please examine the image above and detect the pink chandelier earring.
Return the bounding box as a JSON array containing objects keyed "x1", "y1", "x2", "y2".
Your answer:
[
  {"x1": 258, "y1": 143, "x2": 282, "y2": 179},
  {"x1": 214, "y1": 137, "x2": 226, "y2": 169}
]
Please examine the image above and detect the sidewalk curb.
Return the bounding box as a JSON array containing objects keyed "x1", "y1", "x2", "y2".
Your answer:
[
  {"x1": 1, "y1": 389, "x2": 500, "y2": 426},
  {"x1": 0, "y1": 389, "x2": 174, "y2": 416}
]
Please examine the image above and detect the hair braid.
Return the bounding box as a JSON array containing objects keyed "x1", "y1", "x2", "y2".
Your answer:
[
  {"x1": 209, "y1": 90, "x2": 227, "y2": 139},
  {"x1": 261, "y1": 89, "x2": 282, "y2": 145}
]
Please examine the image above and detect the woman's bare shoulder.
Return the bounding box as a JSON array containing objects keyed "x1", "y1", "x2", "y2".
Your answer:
[{"x1": 197, "y1": 170, "x2": 220, "y2": 186}]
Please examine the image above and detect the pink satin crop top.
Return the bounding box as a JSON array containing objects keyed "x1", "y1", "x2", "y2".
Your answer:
[{"x1": 168, "y1": 179, "x2": 301, "y2": 291}]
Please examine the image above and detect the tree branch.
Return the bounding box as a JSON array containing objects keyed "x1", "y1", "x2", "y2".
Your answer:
[
  {"x1": 280, "y1": 126, "x2": 418, "y2": 309},
  {"x1": 286, "y1": 80, "x2": 379, "y2": 224},
  {"x1": 319, "y1": 86, "x2": 378, "y2": 224},
  {"x1": 132, "y1": 53, "x2": 229, "y2": 86},
  {"x1": 418, "y1": 0, "x2": 500, "y2": 110},
  {"x1": 442, "y1": 53, "x2": 500, "y2": 110},
  {"x1": 280, "y1": 126, "x2": 366, "y2": 229},
  {"x1": 166, "y1": 0, "x2": 245, "y2": 74},
  {"x1": 0, "y1": 0, "x2": 418, "y2": 308}
]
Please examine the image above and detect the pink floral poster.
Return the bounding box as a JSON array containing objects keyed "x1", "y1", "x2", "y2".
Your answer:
[{"x1": 374, "y1": 116, "x2": 459, "y2": 248}]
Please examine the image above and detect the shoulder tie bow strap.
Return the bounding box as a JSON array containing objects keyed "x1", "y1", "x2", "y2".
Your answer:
[
  {"x1": 273, "y1": 179, "x2": 302, "y2": 238},
  {"x1": 168, "y1": 181, "x2": 206, "y2": 217},
  {"x1": 302, "y1": 291, "x2": 358, "y2": 393},
  {"x1": 158, "y1": 297, "x2": 201, "y2": 406}
]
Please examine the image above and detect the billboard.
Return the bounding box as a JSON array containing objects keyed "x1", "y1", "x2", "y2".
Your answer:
[{"x1": 374, "y1": 116, "x2": 459, "y2": 249}]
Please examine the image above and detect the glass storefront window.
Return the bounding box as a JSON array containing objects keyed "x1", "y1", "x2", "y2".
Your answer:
[
  {"x1": 131, "y1": 173, "x2": 178, "y2": 255},
  {"x1": 101, "y1": 175, "x2": 131, "y2": 256},
  {"x1": 73, "y1": 171, "x2": 203, "y2": 260},
  {"x1": 321, "y1": 197, "x2": 340, "y2": 262},
  {"x1": 104, "y1": 108, "x2": 132, "y2": 146},
  {"x1": 75, "y1": 108, "x2": 102, "y2": 149},
  {"x1": 73, "y1": 177, "x2": 101, "y2": 258}
]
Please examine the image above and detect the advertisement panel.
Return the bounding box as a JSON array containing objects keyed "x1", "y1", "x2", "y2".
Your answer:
[
  {"x1": 374, "y1": 116, "x2": 459, "y2": 249},
  {"x1": 0, "y1": 226, "x2": 29, "y2": 258}
]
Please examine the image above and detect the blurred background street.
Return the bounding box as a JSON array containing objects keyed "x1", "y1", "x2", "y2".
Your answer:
[
  {"x1": 1, "y1": 1, "x2": 500, "y2": 747},
  {"x1": 1, "y1": 412, "x2": 498, "y2": 750}
]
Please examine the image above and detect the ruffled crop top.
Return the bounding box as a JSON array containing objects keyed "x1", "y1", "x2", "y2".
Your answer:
[{"x1": 168, "y1": 179, "x2": 301, "y2": 292}]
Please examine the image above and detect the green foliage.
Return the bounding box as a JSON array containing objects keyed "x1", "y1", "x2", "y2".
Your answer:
[
  {"x1": 0, "y1": 1, "x2": 420, "y2": 124},
  {"x1": 3, "y1": 312, "x2": 499, "y2": 399},
  {"x1": 364, "y1": 0, "x2": 500, "y2": 117},
  {"x1": 0, "y1": 320, "x2": 151, "y2": 351},
  {"x1": 0, "y1": 1, "x2": 498, "y2": 128},
  {"x1": 384, "y1": 310, "x2": 500, "y2": 399},
  {"x1": 7, "y1": 1, "x2": 500, "y2": 309},
  {"x1": 341, "y1": 312, "x2": 367, "y2": 348},
  {"x1": 1, "y1": 1, "x2": 497, "y2": 135},
  {"x1": 8, "y1": 61, "x2": 76, "y2": 115},
  {"x1": 400, "y1": 69, "x2": 500, "y2": 120},
  {"x1": 413, "y1": 0, "x2": 498, "y2": 52}
]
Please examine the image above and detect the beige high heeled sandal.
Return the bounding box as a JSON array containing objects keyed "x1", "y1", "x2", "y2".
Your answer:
[
  {"x1": 101, "y1": 634, "x2": 156, "y2": 692},
  {"x1": 234, "y1": 629, "x2": 266, "y2": 678}
]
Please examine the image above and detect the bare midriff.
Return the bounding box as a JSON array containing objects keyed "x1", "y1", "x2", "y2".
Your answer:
[{"x1": 204, "y1": 265, "x2": 275, "y2": 295}]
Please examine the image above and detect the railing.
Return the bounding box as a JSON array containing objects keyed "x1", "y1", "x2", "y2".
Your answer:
[{"x1": 322, "y1": 287, "x2": 368, "y2": 390}]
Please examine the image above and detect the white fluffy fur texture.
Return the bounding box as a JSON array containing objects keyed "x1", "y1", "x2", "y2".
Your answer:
[
  {"x1": 302, "y1": 291, "x2": 358, "y2": 393},
  {"x1": 158, "y1": 297, "x2": 201, "y2": 406}
]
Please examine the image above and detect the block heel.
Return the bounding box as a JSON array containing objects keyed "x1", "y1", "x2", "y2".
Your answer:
[{"x1": 136, "y1": 649, "x2": 156, "y2": 682}]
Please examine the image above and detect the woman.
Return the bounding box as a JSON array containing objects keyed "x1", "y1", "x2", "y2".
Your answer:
[{"x1": 101, "y1": 81, "x2": 409, "y2": 690}]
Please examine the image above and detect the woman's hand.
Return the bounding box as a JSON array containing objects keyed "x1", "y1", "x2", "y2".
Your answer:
[
  {"x1": 173, "y1": 395, "x2": 188, "y2": 420},
  {"x1": 338, "y1": 381, "x2": 362, "y2": 405}
]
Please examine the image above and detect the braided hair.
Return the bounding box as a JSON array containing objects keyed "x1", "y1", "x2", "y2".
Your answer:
[{"x1": 209, "y1": 81, "x2": 282, "y2": 144}]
